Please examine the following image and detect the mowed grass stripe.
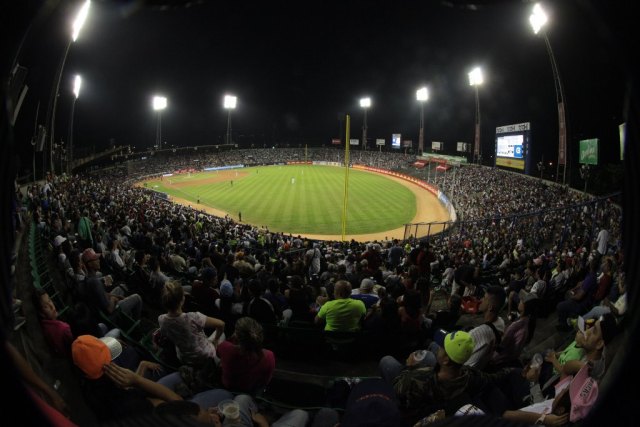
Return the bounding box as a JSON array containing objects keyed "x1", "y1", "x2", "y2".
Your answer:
[
  {"x1": 319, "y1": 168, "x2": 343, "y2": 228},
  {"x1": 143, "y1": 166, "x2": 419, "y2": 235},
  {"x1": 246, "y1": 171, "x2": 276, "y2": 223},
  {"x1": 347, "y1": 172, "x2": 378, "y2": 234},
  {"x1": 305, "y1": 167, "x2": 322, "y2": 231}
]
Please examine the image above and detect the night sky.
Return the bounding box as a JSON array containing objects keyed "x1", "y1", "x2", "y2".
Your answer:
[{"x1": 10, "y1": 0, "x2": 629, "y2": 176}]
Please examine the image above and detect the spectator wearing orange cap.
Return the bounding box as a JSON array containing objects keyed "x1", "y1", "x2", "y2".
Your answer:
[{"x1": 71, "y1": 335, "x2": 233, "y2": 423}]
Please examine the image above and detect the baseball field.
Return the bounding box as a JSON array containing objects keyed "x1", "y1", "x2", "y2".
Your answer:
[{"x1": 140, "y1": 165, "x2": 449, "y2": 240}]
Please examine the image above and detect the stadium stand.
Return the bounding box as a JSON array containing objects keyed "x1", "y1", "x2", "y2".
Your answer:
[{"x1": 7, "y1": 147, "x2": 627, "y2": 425}]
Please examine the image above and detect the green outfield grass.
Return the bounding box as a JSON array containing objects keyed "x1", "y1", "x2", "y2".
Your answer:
[{"x1": 143, "y1": 165, "x2": 416, "y2": 235}]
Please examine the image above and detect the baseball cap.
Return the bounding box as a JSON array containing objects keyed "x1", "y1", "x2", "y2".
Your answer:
[
  {"x1": 434, "y1": 329, "x2": 475, "y2": 365},
  {"x1": 220, "y1": 279, "x2": 233, "y2": 297},
  {"x1": 53, "y1": 235, "x2": 67, "y2": 247},
  {"x1": 569, "y1": 363, "x2": 598, "y2": 422},
  {"x1": 101, "y1": 336, "x2": 123, "y2": 360},
  {"x1": 72, "y1": 335, "x2": 122, "y2": 379},
  {"x1": 82, "y1": 248, "x2": 101, "y2": 263},
  {"x1": 340, "y1": 379, "x2": 402, "y2": 427}
]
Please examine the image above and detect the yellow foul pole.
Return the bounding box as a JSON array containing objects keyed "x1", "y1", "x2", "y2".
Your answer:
[{"x1": 341, "y1": 115, "x2": 350, "y2": 241}]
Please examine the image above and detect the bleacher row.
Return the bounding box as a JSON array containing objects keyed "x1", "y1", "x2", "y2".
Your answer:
[{"x1": 27, "y1": 219, "x2": 402, "y2": 409}]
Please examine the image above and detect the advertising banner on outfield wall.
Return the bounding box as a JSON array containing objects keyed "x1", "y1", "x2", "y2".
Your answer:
[
  {"x1": 350, "y1": 139, "x2": 360, "y2": 145},
  {"x1": 312, "y1": 161, "x2": 342, "y2": 167},
  {"x1": 331, "y1": 138, "x2": 341, "y2": 145},
  {"x1": 204, "y1": 164, "x2": 244, "y2": 171}
]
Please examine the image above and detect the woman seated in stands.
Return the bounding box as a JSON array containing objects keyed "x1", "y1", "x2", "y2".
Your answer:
[
  {"x1": 397, "y1": 289, "x2": 425, "y2": 343},
  {"x1": 158, "y1": 281, "x2": 225, "y2": 369},
  {"x1": 33, "y1": 289, "x2": 73, "y2": 357},
  {"x1": 216, "y1": 317, "x2": 275, "y2": 393},
  {"x1": 489, "y1": 292, "x2": 538, "y2": 369}
]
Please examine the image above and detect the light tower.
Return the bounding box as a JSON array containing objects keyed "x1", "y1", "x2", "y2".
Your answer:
[
  {"x1": 224, "y1": 95, "x2": 237, "y2": 145},
  {"x1": 416, "y1": 87, "x2": 429, "y2": 153},
  {"x1": 68, "y1": 74, "x2": 82, "y2": 173},
  {"x1": 468, "y1": 66, "x2": 484, "y2": 164},
  {"x1": 530, "y1": 3, "x2": 567, "y2": 184},
  {"x1": 360, "y1": 97, "x2": 371, "y2": 150},
  {"x1": 152, "y1": 95, "x2": 167, "y2": 150}
]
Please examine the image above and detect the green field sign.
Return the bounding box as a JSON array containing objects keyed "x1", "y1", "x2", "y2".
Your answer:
[{"x1": 579, "y1": 139, "x2": 599, "y2": 165}]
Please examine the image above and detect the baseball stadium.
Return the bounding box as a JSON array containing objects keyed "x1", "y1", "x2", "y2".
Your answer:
[{"x1": 2, "y1": 1, "x2": 637, "y2": 427}]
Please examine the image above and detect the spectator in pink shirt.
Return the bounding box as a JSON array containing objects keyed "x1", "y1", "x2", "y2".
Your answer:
[{"x1": 217, "y1": 317, "x2": 275, "y2": 393}]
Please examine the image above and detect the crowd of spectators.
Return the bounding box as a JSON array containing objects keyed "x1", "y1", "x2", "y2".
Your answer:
[{"x1": 20, "y1": 147, "x2": 624, "y2": 426}]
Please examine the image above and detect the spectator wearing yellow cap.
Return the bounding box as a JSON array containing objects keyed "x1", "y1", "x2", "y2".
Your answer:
[{"x1": 380, "y1": 330, "x2": 516, "y2": 425}]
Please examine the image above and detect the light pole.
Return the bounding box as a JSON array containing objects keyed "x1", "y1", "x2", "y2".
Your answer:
[
  {"x1": 360, "y1": 97, "x2": 371, "y2": 150},
  {"x1": 537, "y1": 160, "x2": 545, "y2": 179},
  {"x1": 224, "y1": 95, "x2": 237, "y2": 145},
  {"x1": 47, "y1": 0, "x2": 91, "y2": 175},
  {"x1": 579, "y1": 164, "x2": 590, "y2": 193},
  {"x1": 416, "y1": 87, "x2": 429, "y2": 153},
  {"x1": 530, "y1": 3, "x2": 567, "y2": 185},
  {"x1": 68, "y1": 74, "x2": 81, "y2": 174},
  {"x1": 468, "y1": 66, "x2": 483, "y2": 165},
  {"x1": 152, "y1": 96, "x2": 167, "y2": 150}
]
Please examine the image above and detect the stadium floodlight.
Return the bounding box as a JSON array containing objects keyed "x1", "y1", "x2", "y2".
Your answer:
[
  {"x1": 152, "y1": 95, "x2": 167, "y2": 150},
  {"x1": 468, "y1": 67, "x2": 483, "y2": 164},
  {"x1": 224, "y1": 95, "x2": 237, "y2": 109},
  {"x1": 416, "y1": 87, "x2": 429, "y2": 152},
  {"x1": 529, "y1": 2, "x2": 567, "y2": 185},
  {"x1": 224, "y1": 95, "x2": 237, "y2": 144},
  {"x1": 360, "y1": 97, "x2": 371, "y2": 150},
  {"x1": 68, "y1": 75, "x2": 82, "y2": 173},
  {"x1": 48, "y1": 0, "x2": 92, "y2": 175},
  {"x1": 72, "y1": 0, "x2": 91, "y2": 41},
  {"x1": 153, "y1": 95, "x2": 167, "y2": 111},
  {"x1": 529, "y1": 3, "x2": 548, "y2": 35},
  {"x1": 468, "y1": 67, "x2": 484, "y2": 87},
  {"x1": 73, "y1": 75, "x2": 82, "y2": 99}
]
